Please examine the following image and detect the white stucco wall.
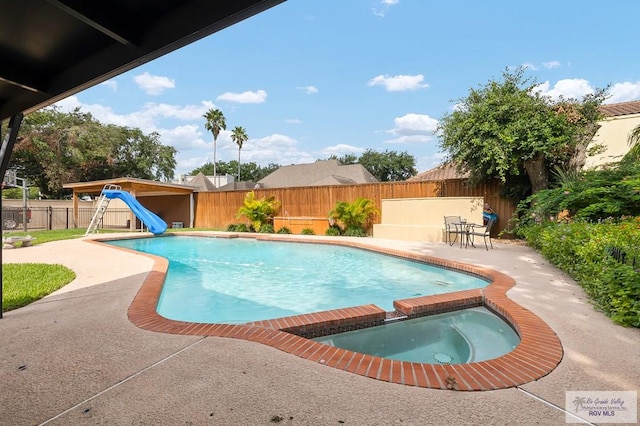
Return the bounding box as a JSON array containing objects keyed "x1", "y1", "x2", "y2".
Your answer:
[{"x1": 585, "y1": 113, "x2": 640, "y2": 168}]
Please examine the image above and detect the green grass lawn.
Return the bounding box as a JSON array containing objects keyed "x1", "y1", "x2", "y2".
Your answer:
[
  {"x1": 2, "y1": 263, "x2": 76, "y2": 311},
  {"x1": 8, "y1": 228, "x2": 107, "y2": 244}
]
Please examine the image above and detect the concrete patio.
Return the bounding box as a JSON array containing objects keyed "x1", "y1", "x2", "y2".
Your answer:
[{"x1": 0, "y1": 233, "x2": 638, "y2": 425}]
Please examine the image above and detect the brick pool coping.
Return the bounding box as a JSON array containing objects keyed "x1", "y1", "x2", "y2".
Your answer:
[{"x1": 90, "y1": 233, "x2": 563, "y2": 391}]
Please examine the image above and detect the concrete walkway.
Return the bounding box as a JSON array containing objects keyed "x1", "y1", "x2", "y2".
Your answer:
[{"x1": 0, "y1": 234, "x2": 638, "y2": 425}]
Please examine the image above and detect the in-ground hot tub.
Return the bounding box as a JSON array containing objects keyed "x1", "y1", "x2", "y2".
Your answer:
[{"x1": 313, "y1": 307, "x2": 520, "y2": 364}]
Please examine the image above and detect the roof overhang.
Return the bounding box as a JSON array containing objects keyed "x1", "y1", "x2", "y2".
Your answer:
[
  {"x1": 63, "y1": 178, "x2": 195, "y2": 197},
  {"x1": 0, "y1": 0, "x2": 286, "y2": 121}
]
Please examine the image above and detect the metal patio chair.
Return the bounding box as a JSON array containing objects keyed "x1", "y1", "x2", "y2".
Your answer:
[
  {"x1": 444, "y1": 215, "x2": 462, "y2": 246},
  {"x1": 468, "y1": 219, "x2": 495, "y2": 250}
]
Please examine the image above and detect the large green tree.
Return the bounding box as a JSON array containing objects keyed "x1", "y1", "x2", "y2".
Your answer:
[
  {"x1": 9, "y1": 107, "x2": 176, "y2": 198},
  {"x1": 189, "y1": 161, "x2": 279, "y2": 182},
  {"x1": 230, "y1": 126, "x2": 249, "y2": 180},
  {"x1": 202, "y1": 108, "x2": 226, "y2": 181},
  {"x1": 328, "y1": 149, "x2": 417, "y2": 182},
  {"x1": 438, "y1": 67, "x2": 605, "y2": 195}
]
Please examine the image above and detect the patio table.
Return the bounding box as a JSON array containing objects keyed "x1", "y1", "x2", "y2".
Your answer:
[{"x1": 451, "y1": 222, "x2": 480, "y2": 248}]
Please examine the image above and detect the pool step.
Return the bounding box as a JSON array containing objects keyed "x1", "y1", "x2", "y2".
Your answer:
[{"x1": 384, "y1": 311, "x2": 408, "y2": 323}]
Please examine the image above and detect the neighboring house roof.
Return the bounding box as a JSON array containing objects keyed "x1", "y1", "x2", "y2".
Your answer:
[
  {"x1": 187, "y1": 172, "x2": 217, "y2": 192},
  {"x1": 600, "y1": 100, "x2": 640, "y2": 117},
  {"x1": 407, "y1": 162, "x2": 470, "y2": 182},
  {"x1": 215, "y1": 181, "x2": 257, "y2": 191},
  {"x1": 257, "y1": 160, "x2": 378, "y2": 188}
]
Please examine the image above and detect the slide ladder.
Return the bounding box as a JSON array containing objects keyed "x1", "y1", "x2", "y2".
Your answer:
[{"x1": 85, "y1": 184, "x2": 120, "y2": 235}]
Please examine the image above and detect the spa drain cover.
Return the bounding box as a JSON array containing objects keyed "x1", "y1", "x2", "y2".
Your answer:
[{"x1": 434, "y1": 353, "x2": 453, "y2": 364}]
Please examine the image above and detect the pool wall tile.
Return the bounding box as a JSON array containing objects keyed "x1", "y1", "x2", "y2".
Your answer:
[{"x1": 95, "y1": 234, "x2": 564, "y2": 392}]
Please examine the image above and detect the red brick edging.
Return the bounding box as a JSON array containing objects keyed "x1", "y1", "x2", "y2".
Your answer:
[{"x1": 90, "y1": 234, "x2": 563, "y2": 391}]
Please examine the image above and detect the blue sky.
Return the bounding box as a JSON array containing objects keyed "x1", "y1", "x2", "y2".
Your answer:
[{"x1": 56, "y1": 0, "x2": 640, "y2": 177}]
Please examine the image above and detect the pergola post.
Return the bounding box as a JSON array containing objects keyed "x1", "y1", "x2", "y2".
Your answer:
[{"x1": 0, "y1": 113, "x2": 24, "y2": 319}]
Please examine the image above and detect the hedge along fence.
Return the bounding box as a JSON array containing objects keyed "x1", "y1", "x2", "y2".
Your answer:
[{"x1": 193, "y1": 179, "x2": 515, "y2": 235}]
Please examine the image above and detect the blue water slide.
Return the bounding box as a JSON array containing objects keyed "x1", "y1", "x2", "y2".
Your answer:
[{"x1": 102, "y1": 190, "x2": 167, "y2": 235}]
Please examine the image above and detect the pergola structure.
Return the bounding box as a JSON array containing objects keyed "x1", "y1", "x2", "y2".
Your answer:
[
  {"x1": 0, "y1": 0, "x2": 286, "y2": 317},
  {"x1": 63, "y1": 178, "x2": 196, "y2": 231}
]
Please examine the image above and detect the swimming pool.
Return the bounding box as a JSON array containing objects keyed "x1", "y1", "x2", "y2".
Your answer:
[
  {"x1": 112, "y1": 233, "x2": 563, "y2": 390},
  {"x1": 108, "y1": 236, "x2": 488, "y2": 323}
]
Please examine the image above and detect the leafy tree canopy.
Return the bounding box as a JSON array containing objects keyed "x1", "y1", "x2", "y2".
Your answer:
[
  {"x1": 188, "y1": 161, "x2": 280, "y2": 182},
  {"x1": 438, "y1": 67, "x2": 606, "y2": 197},
  {"x1": 328, "y1": 149, "x2": 418, "y2": 182},
  {"x1": 8, "y1": 107, "x2": 177, "y2": 198}
]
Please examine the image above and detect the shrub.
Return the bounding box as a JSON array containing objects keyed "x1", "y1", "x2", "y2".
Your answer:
[
  {"x1": 343, "y1": 226, "x2": 367, "y2": 237},
  {"x1": 276, "y1": 227, "x2": 292, "y2": 234},
  {"x1": 512, "y1": 161, "x2": 640, "y2": 233},
  {"x1": 259, "y1": 224, "x2": 275, "y2": 233},
  {"x1": 236, "y1": 191, "x2": 281, "y2": 233},
  {"x1": 328, "y1": 197, "x2": 378, "y2": 235},
  {"x1": 521, "y1": 218, "x2": 640, "y2": 327},
  {"x1": 226, "y1": 223, "x2": 238, "y2": 232},
  {"x1": 234, "y1": 223, "x2": 250, "y2": 233},
  {"x1": 324, "y1": 225, "x2": 342, "y2": 236},
  {"x1": 301, "y1": 228, "x2": 315, "y2": 235}
]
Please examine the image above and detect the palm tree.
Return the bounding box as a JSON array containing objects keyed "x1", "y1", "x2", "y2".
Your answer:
[
  {"x1": 626, "y1": 123, "x2": 640, "y2": 162},
  {"x1": 202, "y1": 108, "x2": 226, "y2": 184},
  {"x1": 230, "y1": 126, "x2": 248, "y2": 180}
]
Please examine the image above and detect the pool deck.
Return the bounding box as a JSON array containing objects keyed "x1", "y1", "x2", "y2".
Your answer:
[{"x1": 1, "y1": 233, "x2": 638, "y2": 425}]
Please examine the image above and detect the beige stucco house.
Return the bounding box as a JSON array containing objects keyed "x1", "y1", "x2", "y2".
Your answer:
[{"x1": 585, "y1": 100, "x2": 640, "y2": 168}]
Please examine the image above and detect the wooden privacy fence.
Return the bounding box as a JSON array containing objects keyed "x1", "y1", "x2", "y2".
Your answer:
[{"x1": 194, "y1": 179, "x2": 516, "y2": 235}]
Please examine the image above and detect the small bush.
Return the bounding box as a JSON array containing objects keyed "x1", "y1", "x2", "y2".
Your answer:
[
  {"x1": 343, "y1": 226, "x2": 367, "y2": 237},
  {"x1": 301, "y1": 228, "x2": 315, "y2": 235},
  {"x1": 325, "y1": 225, "x2": 342, "y2": 236},
  {"x1": 236, "y1": 191, "x2": 281, "y2": 232},
  {"x1": 259, "y1": 224, "x2": 275, "y2": 233},
  {"x1": 328, "y1": 197, "x2": 379, "y2": 235},
  {"x1": 234, "y1": 223, "x2": 250, "y2": 232},
  {"x1": 226, "y1": 223, "x2": 238, "y2": 232},
  {"x1": 276, "y1": 227, "x2": 292, "y2": 234}
]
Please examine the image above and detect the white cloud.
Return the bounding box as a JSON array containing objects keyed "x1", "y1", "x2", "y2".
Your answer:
[
  {"x1": 606, "y1": 82, "x2": 640, "y2": 104},
  {"x1": 534, "y1": 78, "x2": 594, "y2": 100},
  {"x1": 297, "y1": 85, "x2": 318, "y2": 94},
  {"x1": 216, "y1": 89, "x2": 267, "y2": 104},
  {"x1": 133, "y1": 72, "x2": 175, "y2": 95},
  {"x1": 542, "y1": 61, "x2": 561, "y2": 69},
  {"x1": 368, "y1": 74, "x2": 429, "y2": 92},
  {"x1": 160, "y1": 125, "x2": 207, "y2": 151},
  {"x1": 372, "y1": 0, "x2": 399, "y2": 17},
  {"x1": 384, "y1": 113, "x2": 439, "y2": 144},
  {"x1": 285, "y1": 118, "x2": 302, "y2": 124},
  {"x1": 320, "y1": 144, "x2": 365, "y2": 157},
  {"x1": 139, "y1": 101, "x2": 214, "y2": 121},
  {"x1": 518, "y1": 61, "x2": 562, "y2": 71},
  {"x1": 232, "y1": 134, "x2": 315, "y2": 165},
  {"x1": 56, "y1": 98, "x2": 215, "y2": 134},
  {"x1": 391, "y1": 113, "x2": 439, "y2": 135},
  {"x1": 100, "y1": 80, "x2": 118, "y2": 91}
]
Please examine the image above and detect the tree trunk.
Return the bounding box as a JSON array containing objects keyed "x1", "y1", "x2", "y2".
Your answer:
[
  {"x1": 213, "y1": 137, "x2": 217, "y2": 185},
  {"x1": 523, "y1": 152, "x2": 549, "y2": 193}
]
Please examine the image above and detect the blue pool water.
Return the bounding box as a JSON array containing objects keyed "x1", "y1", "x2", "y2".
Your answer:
[
  {"x1": 108, "y1": 236, "x2": 488, "y2": 323},
  {"x1": 313, "y1": 307, "x2": 520, "y2": 364}
]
